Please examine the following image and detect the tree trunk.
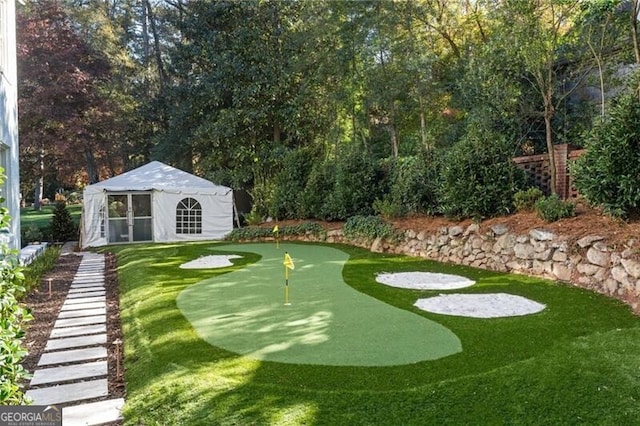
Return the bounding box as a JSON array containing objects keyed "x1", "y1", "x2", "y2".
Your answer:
[
  {"x1": 544, "y1": 102, "x2": 556, "y2": 195},
  {"x1": 273, "y1": 124, "x2": 281, "y2": 144},
  {"x1": 389, "y1": 124, "x2": 399, "y2": 158},
  {"x1": 33, "y1": 151, "x2": 44, "y2": 210},
  {"x1": 143, "y1": 0, "x2": 167, "y2": 89},
  {"x1": 632, "y1": 0, "x2": 640, "y2": 65},
  {"x1": 419, "y1": 96, "x2": 429, "y2": 148},
  {"x1": 85, "y1": 149, "x2": 99, "y2": 184}
]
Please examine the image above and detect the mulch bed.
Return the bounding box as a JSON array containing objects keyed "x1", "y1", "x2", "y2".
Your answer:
[{"x1": 21, "y1": 250, "x2": 125, "y2": 407}]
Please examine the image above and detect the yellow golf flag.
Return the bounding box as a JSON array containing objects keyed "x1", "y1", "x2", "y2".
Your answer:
[
  {"x1": 283, "y1": 252, "x2": 295, "y2": 270},
  {"x1": 273, "y1": 225, "x2": 279, "y2": 233}
]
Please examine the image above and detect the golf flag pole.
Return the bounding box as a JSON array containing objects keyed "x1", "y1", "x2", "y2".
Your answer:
[
  {"x1": 273, "y1": 225, "x2": 279, "y2": 248},
  {"x1": 283, "y1": 252, "x2": 295, "y2": 305}
]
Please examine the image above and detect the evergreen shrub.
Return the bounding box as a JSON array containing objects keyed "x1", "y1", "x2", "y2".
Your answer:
[
  {"x1": 535, "y1": 195, "x2": 576, "y2": 222},
  {"x1": 49, "y1": 202, "x2": 77, "y2": 242},
  {"x1": 375, "y1": 151, "x2": 442, "y2": 218},
  {"x1": 343, "y1": 215, "x2": 402, "y2": 242},
  {"x1": 269, "y1": 147, "x2": 316, "y2": 220},
  {"x1": 514, "y1": 187, "x2": 545, "y2": 212},
  {"x1": 323, "y1": 145, "x2": 380, "y2": 221},
  {"x1": 439, "y1": 128, "x2": 526, "y2": 220},
  {"x1": 571, "y1": 92, "x2": 640, "y2": 218}
]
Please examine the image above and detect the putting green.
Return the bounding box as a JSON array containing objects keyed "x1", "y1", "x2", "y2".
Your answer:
[{"x1": 177, "y1": 243, "x2": 461, "y2": 366}]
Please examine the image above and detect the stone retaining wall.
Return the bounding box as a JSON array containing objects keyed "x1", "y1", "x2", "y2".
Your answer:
[{"x1": 314, "y1": 225, "x2": 640, "y2": 313}]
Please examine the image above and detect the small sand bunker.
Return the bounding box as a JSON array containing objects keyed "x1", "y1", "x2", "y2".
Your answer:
[
  {"x1": 414, "y1": 293, "x2": 546, "y2": 318},
  {"x1": 376, "y1": 272, "x2": 475, "y2": 290},
  {"x1": 180, "y1": 255, "x2": 242, "y2": 269}
]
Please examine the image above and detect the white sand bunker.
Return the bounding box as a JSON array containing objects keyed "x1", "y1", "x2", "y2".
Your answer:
[
  {"x1": 376, "y1": 272, "x2": 475, "y2": 290},
  {"x1": 180, "y1": 255, "x2": 242, "y2": 269},
  {"x1": 414, "y1": 293, "x2": 546, "y2": 318}
]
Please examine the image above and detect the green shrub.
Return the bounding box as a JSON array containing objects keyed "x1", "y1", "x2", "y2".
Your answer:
[
  {"x1": 227, "y1": 222, "x2": 326, "y2": 241},
  {"x1": 243, "y1": 208, "x2": 263, "y2": 226},
  {"x1": 343, "y1": 215, "x2": 402, "y2": 242},
  {"x1": 535, "y1": 195, "x2": 576, "y2": 222},
  {"x1": 439, "y1": 127, "x2": 527, "y2": 220},
  {"x1": 0, "y1": 172, "x2": 31, "y2": 404},
  {"x1": 49, "y1": 202, "x2": 78, "y2": 242},
  {"x1": 514, "y1": 187, "x2": 545, "y2": 212},
  {"x1": 324, "y1": 145, "x2": 380, "y2": 221},
  {"x1": 372, "y1": 198, "x2": 405, "y2": 219},
  {"x1": 299, "y1": 161, "x2": 336, "y2": 220},
  {"x1": 377, "y1": 151, "x2": 442, "y2": 218},
  {"x1": 268, "y1": 147, "x2": 317, "y2": 220},
  {"x1": 22, "y1": 245, "x2": 61, "y2": 293},
  {"x1": 571, "y1": 91, "x2": 640, "y2": 217},
  {"x1": 21, "y1": 225, "x2": 44, "y2": 244}
]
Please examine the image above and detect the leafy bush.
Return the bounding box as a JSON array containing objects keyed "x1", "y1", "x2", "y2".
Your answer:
[
  {"x1": 22, "y1": 245, "x2": 61, "y2": 293},
  {"x1": 571, "y1": 91, "x2": 640, "y2": 217},
  {"x1": 227, "y1": 222, "x2": 326, "y2": 241},
  {"x1": 49, "y1": 202, "x2": 78, "y2": 242},
  {"x1": 21, "y1": 225, "x2": 44, "y2": 244},
  {"x1": 535, "y1": 195, "x2": 576, "y2": 222},
  {"x1": 268, "y1": 147, "x2": 316, "y2": 220},
  {"x1": 439, "y1": 127, "x2": 527, "y2": 220},
  {"x1": 299, "y1": 161, "x2": 336, "y2": 220},
  {"x1": 0, "y1": 173, "x2": 31, "y2": 404},
  {"x1": 343, "y1": 215, "x2": 402, "y2": 242},
  {"x1": 323, "y1": 145, "x2": 380, "y2": 221},
  {"x1": 243, "y1": 208, "x2": 264, "y2": 226},
  {"x1": 372, "y1": 198, "x2": 405, "y2": 219},
  {"x1": 376, "y1": 151, "x2": 442, "y2": 218},
  {"x1": 514, "y1": 187, "x2": 545, "y2": 212}
]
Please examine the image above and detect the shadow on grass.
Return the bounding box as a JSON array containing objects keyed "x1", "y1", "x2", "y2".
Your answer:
[{"x1": 109, "y1": 241, "x2": 640, "y2": 424}]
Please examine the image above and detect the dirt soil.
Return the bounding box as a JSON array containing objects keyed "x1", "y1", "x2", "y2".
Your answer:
[{"x1": 271, "y1": 202, "x2": 640, "y2": 249}]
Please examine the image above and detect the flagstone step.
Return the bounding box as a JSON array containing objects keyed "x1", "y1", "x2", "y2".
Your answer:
[
  {"x1": 45, "y1": 334, "x2": 107, "y2": 351},
  {"x1": 26, "y1": 379, "x2": 108, "y2": 405},
  {"x1": 54, "y1": 315, "x2": 106, "y2": 329},
  {"x1": 68, "y1": 286, "x2": 104, "y2": 294},
  {"x1": 67, "y1": 290, "x2": 105, "y2": 298},
  {"x1": 26, "y1": 251, "x2": 121, "y2": 420},
  {"x1": 58, "y1": 308, "x2": 106, "y2": 319},
  {"x1": 61, "y1": 302, "x2": 105, "y2": 311},
  {"x1": 64, "y1": 296, "x2": 106, "y2": 305},
  {"x1": 71, "y1": 274, "x2": 104, "y2": 287},
  {"x1": 62, "y1": 398, "x2": 125, "y2": 426},
  {"x1": 50, "y1": 323, "x2": 106, "y2": 339},
  {"x1": 72, "y1": 276, "x2": 105, "y2": 283},
  {"x1": 38, "y1": 346, "x2": 107, "y2": 366},
  {"x1": 30, "y1": 360, "x2": 107, "y2": 386}
]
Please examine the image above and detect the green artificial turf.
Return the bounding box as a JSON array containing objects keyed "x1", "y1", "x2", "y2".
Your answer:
[
  {"x1": 107, "y1": 241, "x2": 640, "y2": 425},
  {"x1": 177, "y1": 243, "x2": 461, "y2": 366}
]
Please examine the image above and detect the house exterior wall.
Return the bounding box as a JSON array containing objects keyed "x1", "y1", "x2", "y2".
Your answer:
[{"x1": 0, "y1": 0, "x2": 21, "y2": 249}]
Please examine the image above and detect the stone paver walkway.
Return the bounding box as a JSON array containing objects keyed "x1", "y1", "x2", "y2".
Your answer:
[{"x1": 26, "y1": 245, "x2": 124, "y2": 425}]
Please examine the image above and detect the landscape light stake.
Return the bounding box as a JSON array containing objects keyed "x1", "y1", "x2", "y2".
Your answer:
[
  {"x1": 113, "y1": 338, "x2": 123, "y2": 377},
  {"x1": 48, "y1": 278, "x2": 53, "y2": 298}
]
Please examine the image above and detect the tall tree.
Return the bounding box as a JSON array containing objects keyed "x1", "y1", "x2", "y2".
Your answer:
[
  {"x1": 17, "y1": 0, "x2": 115, "y2": 205},
  {"x1": 155, "y1": 0, "x2": 339, "y2": 187},
  {"x1": 500, "y1": 0, "x2": 584, "y2": 194}
]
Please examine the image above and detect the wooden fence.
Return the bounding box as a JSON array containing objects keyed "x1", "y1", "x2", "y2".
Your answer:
[{"x1": 513, "y1": 144, "x2": 585, "y2": 200}]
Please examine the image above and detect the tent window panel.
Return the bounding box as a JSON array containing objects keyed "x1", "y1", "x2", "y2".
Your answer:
[{"x1": 176, "y1": 197, "x2": 202, "y2": 234}]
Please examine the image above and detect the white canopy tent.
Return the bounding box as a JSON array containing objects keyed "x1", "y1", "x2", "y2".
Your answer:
[{"x1": 81, "y1": 161, "x2": 233, "y2": 248}]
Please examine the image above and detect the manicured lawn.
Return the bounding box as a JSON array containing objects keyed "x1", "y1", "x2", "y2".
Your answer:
[
  {"x1": 106, "y1": 241, "x2": 640, "y2": 425},
  {"x1": 20, "y1": 204, "x2": 82, "y2": 229}
]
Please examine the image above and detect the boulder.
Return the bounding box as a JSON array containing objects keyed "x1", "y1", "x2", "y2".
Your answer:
[
  {"x1": 586, "y1": 246, "x2": 610, "y2": 267},
  {"x1": 621, "y1": 258, "x2": 640, "y2": 279},
  {"x1": 577, "y1": 235, "x2": 605, "y2": 248},
  {"x1": 529, "y1": 229, "x2": 555, "y2": 241}
]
